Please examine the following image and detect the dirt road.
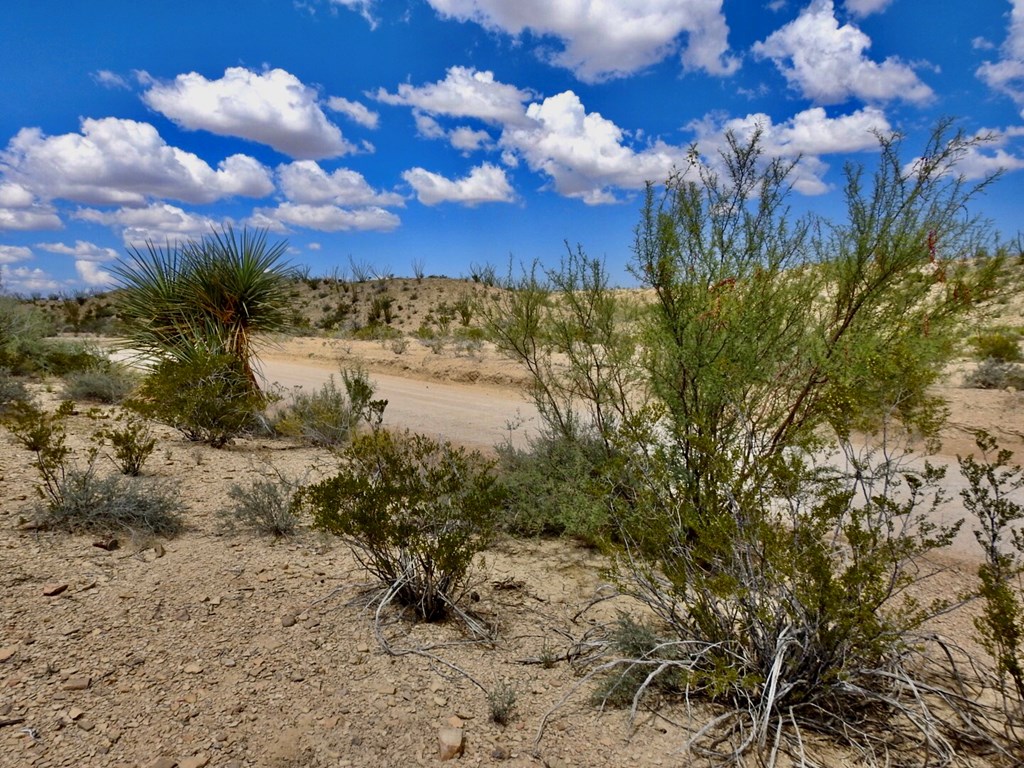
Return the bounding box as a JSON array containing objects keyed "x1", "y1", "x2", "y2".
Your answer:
[{"x1": 258, "y1": 353, "x2": 539, "y2": 451}]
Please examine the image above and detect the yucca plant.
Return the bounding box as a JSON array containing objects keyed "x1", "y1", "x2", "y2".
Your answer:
[{"x1": 112, "y1": 227, "x2": 294, "y2": 396}]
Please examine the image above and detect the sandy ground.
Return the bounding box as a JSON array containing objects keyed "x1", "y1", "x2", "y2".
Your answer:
[{"x1": 2, "y1": 336, "x2": 1023, "y2": 767}]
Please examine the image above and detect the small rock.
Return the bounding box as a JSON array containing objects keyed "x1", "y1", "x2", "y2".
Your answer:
[
  {"x1": 77, "y1": 718, "x2": 95, "y2": 731},
  {"x1": 43, "y1": 583, "x2": 69, "y2": 597},
  {"x1": 280, "y1": 614, "x2": 297, "y2": 628},
  {"x1": 375, "y1": 682, "x2": 396, "y2": 696},
  {"x1": 92, "y1": 538, "x2": 119, "y2": 551},
  {"x1": 432, "y1": 695, "x2": 447, "y2": 706},
  {"x1": 355, "y1": 643, "x2": 370, "y2": 653},
  {"x1": 178, "y1": 755, "x2": 209, "y2": 768},
  {"x1": 153, "y1": 543, "x2": 166, "y2": 558},
  {"x1": 438, "y1": 728, "x2": 465, "y2": 761},
  {"x1": 447, "y1": 715, "x2": 464, "y2": 729},
  {"x1": 491, "y1": 746, "x2": 510, "y2": 760},
  {"x1": 183, "y1": 663, "x2": 203, "y2": 675},
  {"x1": 0, "y1": 646, "x2": 16, "y2": 663},
  {"x1": 68, "y1": 707, "x2": 85, "y2": 720},
  {"x1": 64, "y1": 675, "x2": 91, "y2": 690},
  {"x1": 148, "y1": 759, "x2": 177, "y2": 768}
]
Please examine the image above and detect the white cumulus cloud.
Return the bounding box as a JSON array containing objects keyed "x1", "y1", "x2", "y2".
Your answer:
[
  {"x1": 1, "y1": 118, "x2": 274, "y2": 206},
  {"x1": 278, "y1": 161, "x2": 404, "y2": 207},
  {"x1": 403, "y1": 163, "x2": 514, "y2": 206},
  {"x1": 74, "y1": 203, "x2": 221, "y2": 246},
  {"x1": 376, "y1": 67, "x2": 534, "y2": 125},
  {"x1": 249, "y1": 203, "x2": 400, "y2": 232},
  {"x1": 753, "y1": 0, "x2": 933, "y2": 104},
  {"x1": 143, "y1": 67, "x2": 355, "y2": 159},
  {"x1": 0, "y1": 245, "x2": 33, "y2": 265},
  {"x1": 843, "y1": 0, "x2": 893, "y2": 16},
  {"x1": 327, "y1": 96, "x2": 380, "y2": 129},
  {"x1": 690, "y1": 106, "x2": 892, "y2": 194},
  {"x1": 1, "y1": 266, "x2": 61, "y2": 293},
  {"x1": 977, "y1": 0, "x2": 1024, "y2": 117},
  {"x1": 500, "y1": 91, "x2": 688, "y2": 204},
  {"x1": 425, "y1": 0, "x2": 737, "y2": 81},
  {"x1": 0, "y1": 182, "x2": 62, "y2": 231},
  {"x1": 75, "y1": 260, "x2": 116, "y2": 287},
  {"x1": 36, "y1": 240, "x2": 119, "y2": 262}
]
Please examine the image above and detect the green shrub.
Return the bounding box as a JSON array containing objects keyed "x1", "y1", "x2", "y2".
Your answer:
[
  {"x1": 95, "y1": 411, "x2": 156, "y2": 476},
  {"x1": 971, "y1": 329, "x2": 1022, "y2": 362},
  {"x1": 273, "y1": 368, "x2": 385, "y2": 446},
  {"x1": 959, "y1": 432, "x2": 1024, "y2": 702},
  {"x1": 964, "y1": 358, "x2": 1024, "y2": 390},
  {"x1": 303, "y1": 429, "x2": 505, "y2": 621},
  {"x1": 130, "y1": 352, "x2": 265, "y2": 447},
  {"x1": 495, "y1": 432, "x2": 613, "y2": 545},
  {"x1": 31, "y1": 340, "x2": 107, "y2": 376},
  {"x1": 0, "y1": 368, "x2": 29, "y2": 413},
  {"x1": 2, "y1": 399, "x2": 73, "y2": 453},
  {"x1": 0, "y1": 296, "x2": 53, "y2": 374},
  {"x1": 223, "y1": 471, "x2": 303, "y2": 537},
  {"x1": 1, "y1": 398, "x2": 181, "y2": 536},
  {"x1": 62, "y1": 365, "x2": 138, "y2": 404}
]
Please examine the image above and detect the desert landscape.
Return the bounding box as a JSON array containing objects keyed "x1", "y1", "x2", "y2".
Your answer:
[{"x1": 2, "y1": 265, "x2": 1024, "y2": 768}]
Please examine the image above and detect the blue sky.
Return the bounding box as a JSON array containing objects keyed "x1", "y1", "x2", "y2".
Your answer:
[{"x1": 1, "y1": 0, "x2": 1023, "y2": 293}]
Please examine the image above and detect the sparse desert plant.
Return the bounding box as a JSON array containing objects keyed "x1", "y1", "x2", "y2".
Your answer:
[
  {"x1": 2, "y1": 398, "x2": 181, "y2": 536},
  {"x1": 2, "y1": 399, "x2": 73, "y2": 454},
  {"x1": 95, "y1": 410, "x2": 156, "y2": 476},
  {"x1": 487, "y1": 683, "x2": 517, "y2": 726},
  {"x1": 223, "y1": 469, "x2": 303, "y2": 537},
  {"x1": 964, "y1": 358, "x2": 1024, "y2": 390},
  {"x1": 960, "y1": 431, "x2": 1024, "y2": 705},
  {"x1": 37, "y1": 463, "x2": 183, "y2": 537},
  {"x1": 130, "y1": 351, "x2": 265, "y2": 447},
  {"x1": 303, "y1": 429, "x2": 505, "y2": 622},
  {"x1": 273, "y1": 368, "x2": 382, "y2": 447},
  {"x1": 971, "y1": 328, "x2": 1022, "y2": 362},
  {"x1": 0, "y1": 368, "x2": 29, "y2": 413},
  {"x1": 62, "y1": 364, "x2": 138, "y2": 404}
]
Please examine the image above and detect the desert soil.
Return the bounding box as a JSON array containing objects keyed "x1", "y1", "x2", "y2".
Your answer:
[{"x1": 1, "y1": 336, "x2": 1022, "y2": 767}]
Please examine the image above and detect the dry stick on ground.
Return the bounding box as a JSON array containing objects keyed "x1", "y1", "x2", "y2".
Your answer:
[{"x1": 369, "y1": 575, "x2": 491, "y2": 694}]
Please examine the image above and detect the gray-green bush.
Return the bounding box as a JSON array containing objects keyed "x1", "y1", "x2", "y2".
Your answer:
[
  {"x1": 63, "y1": 365, "x2": 138, "y2": 404},
  {"x1": 272, "y1": 368, "x2": 385, "y2": 446},
  {"x1": 223, "y1": 470, "x2": 303, "y2": 537}
]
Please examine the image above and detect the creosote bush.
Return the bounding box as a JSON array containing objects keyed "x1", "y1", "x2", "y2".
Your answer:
[
  {"x1": 304, "y1": 429, "x2": 505, "y2": 622},
  {"x1": 971, "y1": 328, "x2": 1022, "y2": 362},
  {"x1": 495, "y1": 431, "x2": 614, "y2": 545},
  {"x1": 95, "y1": 410, "x2": 156, "y2": 476},
  {"x1": 960, "y1": 431, "x2": 1024, "y2": 707},
  {"x1": 130, "y1": 352, "x2": 266, "y2": 447}
]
